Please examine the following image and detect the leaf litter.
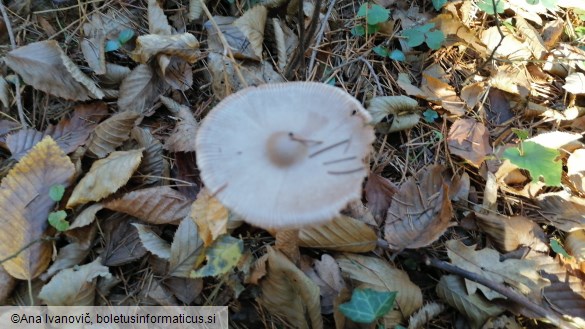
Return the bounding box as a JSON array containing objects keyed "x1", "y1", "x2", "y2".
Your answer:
[{"x1": 0, "y1": 0, "x2": 584, "y2": 328}]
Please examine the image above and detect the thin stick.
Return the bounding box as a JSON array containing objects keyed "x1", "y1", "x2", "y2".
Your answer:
[
  {"x1": 307, "y1": 0, "x2": 336, "y2": 78},
  {"x1": 0, "y1": 0, "x2": 27, "y2": 126}
]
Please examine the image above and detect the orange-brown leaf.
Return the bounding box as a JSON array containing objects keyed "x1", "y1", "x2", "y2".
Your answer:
[
  {"x1": 298, "y1": 216, "x2": 377, "y2": 253},
  {"x1": 365, "y1": 173, "x2": 398, "y2": 224},
  {"x1": 0, "y1": 136, "x2": 75, "y2": 279},
  {"x1": 447, "y1": 118, "x2": 492, "y2": 167},
  {"x1": 191, "y1": 189, "x2": 228, "y2": 246}
]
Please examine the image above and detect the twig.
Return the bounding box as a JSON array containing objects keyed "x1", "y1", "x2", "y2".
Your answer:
[
  {"x1": 0, "y1": 0, "x2": 28, "y2": 127},
  {"x1": 307, "y1": 0, "x2": 336, "y2": 79},
  {"x1": 285, "y1": 0, "x2": 323, "y2": 79},
  {"x1": 424, "y1": 256, "x2": 579, "y2": 329}
]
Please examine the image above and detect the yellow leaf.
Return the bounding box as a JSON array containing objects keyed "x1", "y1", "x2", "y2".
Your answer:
[{"x1": 191, "y1": 189, "x2": 229, "y2": 247}]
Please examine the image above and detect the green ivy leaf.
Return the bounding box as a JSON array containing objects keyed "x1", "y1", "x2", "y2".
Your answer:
[
  {"x1": 403, "y1": 29, "x2": 425, "y2": 47},
  {"x1": 48, "y1": 210, "x2": 69, "y2": 231},
  {"x1": 423, "y1": 109, "x2": 439, "y2": 123},
  {"x1": 373, "y1": 45, "x2": 390, "y2": 57},
  {"x1": 425, "y1": 30, "x2": 445, "y2": 50},
  {"x1": 389, "y1": 49, "x2": 405, "y2": 61},
  {"x1": 432, "y1": 0, "x2": 448, "y2": 10},
  {"x1": 191, "y1": 235, "x2": 243, "y2": 278},
  {"x1": 502, "y1": 141, "x2": 562, "y2": 187},
  {"x1": 357, "y1": 3, "x2": 390, "y2": 25},
  {"x1": 118, "y1": 29, "x2": 135, "y2": 44},
  {"x1": 477, "y1": 0, "x2": 505, "y2": 14},
  {"x1": 49, "y1": 184, "x2": 65, "y2": 202},
  {"x1": 105, "y1": 40, "x2": 121, "y2": 52},
  {"x1": 550, "y1": 239, "x2": 571, "y2": 258},
  {"x1": 339, "y1": 288, "x2": 397, "y2": 323}
]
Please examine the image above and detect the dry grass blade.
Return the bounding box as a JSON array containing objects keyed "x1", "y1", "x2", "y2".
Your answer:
[
  {"x1": 0, "y1": 136, "x2": 75, "y2": 279},
  {"x1": 104, "y1": 186, "x2": 191, "y2": 225},
  {"x1": 86, "y1": 111, "x2": 140, "y2": 158},
  {"x1": 298, "y1": 215, "x2": 377, "y2": 252}
]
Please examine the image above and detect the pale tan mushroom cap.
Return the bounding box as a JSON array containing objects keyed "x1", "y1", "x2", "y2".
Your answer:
[{"x1": 195, "y1": 82, "x2": 375, "y2": 229}]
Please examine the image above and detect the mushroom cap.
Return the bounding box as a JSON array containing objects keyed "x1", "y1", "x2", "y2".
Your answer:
[{"x1": 195, "y1": 82, "x2": 375, "y2": 229}]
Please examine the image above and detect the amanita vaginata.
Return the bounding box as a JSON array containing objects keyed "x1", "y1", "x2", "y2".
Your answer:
[{"x1": 195, "y1": 82, "x2": 375, "y2": 229}]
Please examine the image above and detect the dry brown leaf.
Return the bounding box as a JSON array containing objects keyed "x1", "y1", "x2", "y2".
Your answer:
[
  {"x1": 536, "y1": 191, "x2": 585, "y2": 231},
  {"x1": 169, "y1": 216, "x2": 205, "y2": 277},
  {"x1": 0, "y1": 76, "x2": 11, "y2": 109},
  {"x1": 515, "y1": 16, "x2": 547, "y2": 59},
  {"x1": 407, "y1": 302, "x2": 445, "y2": 329},
  {"x1": 160, "y1": 57, "x2": 193, "y2": 91},
  {"x1": 460, "y1": 82, "x2": 486, "y2": 110},
  {"x1": 86, "y1": 111, "x2": 140, "y2": 158},
  {"x1": 384, "y1": 165, "x2": 453, "y2": 250},
  {"x1": 67, "y1": 149, "x2": 143, "y2": 208},
  {"x1": 132, "y1": 223, "x2": 171, "y2": 259},
  {"x1": 0, "y1": 266, "x2": 16, "y2": 304},
  {"x1": 40, "y1": 242, "x2": 90, "y2": 281},
  {"x1": 104, "y1": 186, "x2": 191, "y2": 225},
  {"x1": 298, "y1": 215, "x2": 377, "y2": 253},
  {"x1": 5, "y1": 40, "x2": 104, "y2": 100},
  {"x1": 421, "y1": 74, "x2": 466, "y2": 116},
  {"x1": 447, "y1": 118, "x2": 492, "y2": 167},
  {"x1": 160, "y1": 96, "x2": 198, "y2": 153},
  {"x1": 257, "y1": 246, "x2": 322, "y2": 329},
  {"x1": 142, "y1": 278, "x2": 179, "y2": 306},
  {"x1": 397, "y1": 73, "x2": 427, "y2": 98},
  {"x1": 131, "y1": 127, "x2": 164, "y2": 184},
  {"x1": 270, "y1": 18, "x2": 298, "y2": 70},
  {"x1": 188, "y1": 0, "x2": 205, "y2": 20},
  {"x1": 99, "y1": 63, "x2": 131, "y2": 87},
  {"x1": 474, "y1": 212, "x2": 548, "y2": 253},
  {"x1": 430, "y1": 13, "x2": 487, "y2": 53},
  {"x1": 38, "y1": 257, "x2": 111, "y2": 305},
  {"x1": 302, "y1": 254, "x2": 345, "y2": 314},
  {"x1": 131, "y1": 33, "x2": 200, "y2": 64},
  {"x1": 566, "y1": 230, "x2": 585, "y2": 262},
  {"x1": 80, "y1": 38, "x2": 105, "y2": 75},
  {"x1": 118, "y1": 64, "x2": 169, "y2": 114},
  {"x1": 192, "y1": 189, "x2": 229, "y2": 247},
  {"x1": 0, "y1": 136, "x2": 75, "y2": 279},
  {"x1": 68, "y1": 203, "x2": 104, "y2": 230},
  {"x1": 336, "y1": 253, "x2": 423, "y2": 325},
  {"x1": 102, "y1": 215, "x2": 148, "y2": 266},
  {"x1": 446, "y1": 240, "x2": 541, "y2": 300},
  {"x1": 568, "y1": 149, "x2": 585, "y2": 194},
  {"x1": 481, "y1": 26, "x2": 533, "y2": 60},
  {"x1": 148, "y1": 0, "x2": 172, "y2": 35},
  {"x1": 367, "y1": 95, "x2": 420, "y2": 126},
  {"x1": 232, "y1": 6, "x2": 267, "y2": 60},
  {"x1": 365, "y1": 172, "x2": 398, "y2": 224},
  {"x1": 564, "y1": 72, "x2": 585, "y2": 94}
]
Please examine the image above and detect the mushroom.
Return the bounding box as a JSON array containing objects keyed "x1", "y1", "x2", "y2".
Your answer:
[{"x1": 195, "y1": 82, "x2": 375, "y2": 229}]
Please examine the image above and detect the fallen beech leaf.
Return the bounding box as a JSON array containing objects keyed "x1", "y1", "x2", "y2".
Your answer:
[
  {"x1": 131, "y1": 33, "x2": 200, "y2": 64},
  {"x1": 0, "y1": 76, "x2": 10, "y2": 109},
  {"x1": 38, "y1": 257, "x2": 111, "y2": 305},
  {"x1": 384, "y1": 165, "x2": 453, "y2": 250},
  {"x1": 568, "y1": 149, "x2": 585, "y2": 194},
  {"x1": 257, "y1": 246, "x2": 322, "y2": 329},
  {"x1": 447, "y1": 118, "x2": 491, "y2": 167},
  {"x1": 148, "y1": 0, "x2": 172, "y2": 35},
  {"x1": 536, "y1": 191, "x2": 585, "y2": 231},
  {"x1": 515, "y1": 16, "x2": 547, "y2": 59},
  {"x1": 232, "y1": 6, "x2": 267, "y2": 60},
  {"x1": 102, "y1": 216, "x2": 148, "y2": 266},
  {"x1": 474, "y1": 212, "x2": 548, "y2": 253},
  {"x1": 481, "y1": 26, "x2": 532, "y2": 60},
  {"x1": 271, "y1": 18, "x2": 298, "y2": 70},
  {"x1": 142, "y1": 278, "x2": 178, "y2": 306},
  {"x1": 367, "y1": 95, "x2": 419, "y2": 125},
  {"x1": 565, "y1": 230, "x2": 585, "y2": 262},
  {"x1": 188, "y1": 0, "x2": 205, "y2": 20},
  {"x1": 303, "y1": 254, "x2": 345, "y2": 314},
  {"x1": 421, "y1": 74, "x2": 466, "y2": 116},
  {"x1": 0, "y1": 136, "x2": 75, "y2": 279},
  {"x1": 131, "y1": 127, "x2": 164, "y2": 184},
  {"x1": 160, "y1": 96, "x2": 198, "y2": 153},
  {"x1": 298, "y1": 215, "x2": 377, "y2": 252},
  {"x1": 169, "y1": 216, "x2": 205, "y2": 277},
  {"x1": 365, "y1": 173, "x2": 398, "y2": 224},
  {"x1": 407, "y1": 302, "x2": 445, "y2": 329},
  {"x1": 40, "y1": 242, "x2": 90, "y2": 281},
  {"x1": 336, "y1": 254, "x2": 422, "y2": 326},
  {"x1": 104, "y1": 186, "x2": 191, "y2": 224},
  {"x1": 161, "y1": 57, "x2": 193, "y2": 91},
  {"x1": 5, "y1": 40, "x2": 104, "y2": 100},
  {"x1": 528, "y1": 131, "x2": 583, "y2": 150},
  {"x1": 68, "y1": 203, "x2": 104, "y2": 229},
  {"x1": 396, "y1": 73, "x2": 427, "y2": 98},
  {"x1": 436, "y1": 275, "x2": 504, "y2": 329},
  {"x1": 99, "y1": 63, "x2": 131, "y2": 87},
  {"x1": 67, "y1": 149, "x2": 143, "y2": 208},
  {"x1": 460, "y1": 82, "x2": 486, "y2": 110},
  {"x1": 132, "y1": 224, "x2": 170, "y2": 259},
  {"x1": 191, "y1": 235, "x2": 243, "y2": 278},
  {"x1": 86, "y1": 111, "x2": 140, "y2": 158},
  {"x1": 446, "y1": 240, "x2": 541, "y2": 300},
  {"x1": 118, "y1": 64, "x2": 169, "y2": 114},
  {"x1": 192, "y1": 189, "x2": 229, "y2": 247}
]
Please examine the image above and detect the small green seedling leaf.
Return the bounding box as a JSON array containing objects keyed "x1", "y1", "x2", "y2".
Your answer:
[
  {"x1": 550, "y1": 239, "x2": 571, "y2": 258},
  {"x1": 373, "y1": 45, "x2": 390, "y2": 57},
  {"x1": 511, "y1": 128, "x2": 529, "y2": 141},
  {"x1": 425, "y1": 30, "x2": 446, "y2": 50},
  {"x1": 502, "y1": 141, "x2": 562, "y2": 187},
  {"x1": 339, "y1": 288, "x2": 397, "y2": 323},
  {"x1": 49, "y1": 184, "x2": 65, "y2": 202},
  {"x1": 191, "y1": 235, "x2": 243, "y2": 278},
  {"x1": 105, "y1": 40, "x2": 121, "y2": 52},
  {"x1": 48, "y1": 210, "x2": 69, "y2": 231},
  {"x1": 351, "y1": 25, "x2": 366, "y2": 36},
  {"x1": 423, "y1": 109, "x2": 439, "y2": 123},
  {"x1": 357, "y1": 3, "x2": 390, "y2": 25},
  {"x1": 403, "y1": 29, "x2": 425, "y2": 47},
  {"x1": 389, "y1": 49, "x2": 405, "y2": 61},
  {"x1": 117, "y1": 29, "x2": 135, "y2": 44},
  {"x1": 432, "y1": 0, "x2": 448, "y2": 10},
  {"x1": 477, "y1": 0, "x2": 505, "y2": 14}
]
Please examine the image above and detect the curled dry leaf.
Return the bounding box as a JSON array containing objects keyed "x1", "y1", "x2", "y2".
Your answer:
[
  {"x1": 38, "y1": 257, "x2": 111, "y2": 306},
  {"x1": 169, "y1": 216, "x2": 204, "y2": 277},
  {"x1": 131, "y1": 127, "x2": 164, "y2": 184},
  {"x1": 4, "y1": 40, "x2": 104, "y2": 100},
  {"x1": 367, "y1": 95, "x2": 419, "y2": 127},
  {"x1": 447, "y1": 118, "x2": 492, "y2": 167},
  {"x1": 270, "y1": 18, "x2": 299, "y2": 70},
  {"x1": 563, "y1": 72, "x2": 585, "y2": 94},
  {"x1": 568, "y1": 149, "x2": 585, "y2": 194},
  {"x1": 132, "y1": 223, "x2": 171, "y2": 260},
  {"x1": 131, "y1": 33, "x2": 200, "y2": 64},
  {"x1": 257, "y1": 246, "x2": 323, "y2": 329},
  {"x1": 148, "y1": 0, "x2": 172, "y2": 35},
  {"x1": 118, "y1": 64, "x2": 169, "y2": 114},
  {"x1": 384, "y1": 165, "x2": 453, "y2": 250},
  {"x1": 298, "y1": 215, "x2": 377, "y2": 253},
  {"x1": 446, "y1": 240, "x2": 541, "y2": 300},
  {"x1": 460, "y1": 82, "x2": 486, "y2": 111},
  {"x1": 67, "y1": 149, "x2": 143, "y2": 208},
  {"x1": 474, "y1": 212, "x2": 548, "y2": 253},
  {"x1": 565, "y1": 230, "x2": 585, "y2": 262},
  {"x1": 68, "y1": 203, "x2": 104, "y2": 230},
  {"x1": 421, "y1": 74, "x2": 466, "y2": 116},
  {"x1": 99, "y1": 63, "x2": 131, "y2": 87},
  {"x1": 436, "y1": 275, "x2": 504, "y2": 329},
  {"x1": 536, "y1": 191, "x2": 585, "y2": 231},
  {"x1": 515, "y1": 16, "x2": 547, "y2": 59},
  {"x1": 0, "y1": 136, "x2": 75, "y2": 280},
  {"x1": 407, "y1": 302, "x2": 445, "y2": 329},
  {"x1": 336, "y1": 254, "x2": 423, "y2": 326},
  {"x1": 86, "y1": 111, "x2": 140, "y2": 158},
  {"x1": 365, "y1": 172, "x2": 398, "y2": 224},
  {"x1": 232, "y1": 6, "x2": 267, "y2": 60},
  {"x1": 104, "y1": 186, "x2": 191, "y2": 225},
  {"x1": 191, "y1": 189, "x2": 229, "y2": 247},
  {"x1": 160, "y1": 96, "x2": 198, "y2": 153}
]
